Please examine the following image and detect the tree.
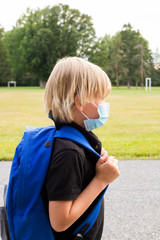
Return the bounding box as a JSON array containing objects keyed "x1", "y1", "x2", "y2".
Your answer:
[
  {"x1": 133, "y1": 44, "x2": 150, "y2": 88},
  {"x1": 0, "y1": 27, "x2": 11, "y2": 85},
  {"x1": 120, "y1": 24, "x2": 139, "y2": 88},
  {"x1": 152, "y1": 68, "x2": 160, "y2": 86},
  {"x1": 88, "y1": 35, "x2": 111, "y2": 71},
  {"x1": 153, "y1": 48, "x2": 160, "y2": 69},
  {"x1": 3, "y1": 27, "x2": 27, "y2": 85},
  {"x1": 150, "y1": 50, "x2": 160, "y2": 86},
  {"x1": 106, "y1": 33, "x2": 123, "y2": 87},
  {"x1": 4, "y1": 4, "x2": 96, "y2": 86},
  {"x1": 119, "y1": 23, "x2": 151, "y2": 88}
]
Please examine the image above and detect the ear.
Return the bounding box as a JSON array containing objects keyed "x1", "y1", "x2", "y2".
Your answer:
[{"x1": 74, "y1": 94, "x2": 83, "y2": 112}]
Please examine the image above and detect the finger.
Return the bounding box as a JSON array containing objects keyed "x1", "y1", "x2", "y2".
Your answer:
[
  {"x1": 101, "y1": 148, "x2": 105, "y2": 156},
  {"x1": 115, "y1": 159, "x2": 118, "y2": 166},
  {"x1": 104, "y1": 151, "x2": 108, "y2": 157},
  {"x1": 108, "y1": 157, "x2": 118, "y2": 168},
  {"x1": 108, "y1": 156, "x2": 114, "y2": 161},
  {"x1": 97, "y1": 155, "x2": 108, "y2": 166},
  {"x1": 113, "y1": 159, "x2": 118, "y2": 168}
]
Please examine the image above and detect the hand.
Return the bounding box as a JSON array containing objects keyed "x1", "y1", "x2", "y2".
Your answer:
[
  {"x1": 101, "y1": 148, "x2": 108, "y2": 158},
  {"x1": 95, "y1": 154, "x2": 120, "y2": 187}
]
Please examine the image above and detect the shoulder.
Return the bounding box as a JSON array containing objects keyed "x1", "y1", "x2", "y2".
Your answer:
[
  {"x1": 46, "y1": 138, "x2": 87, "y2": 200},
  {"x1": 50, "y1": 137, "x2": 87, "y2": 169},
  {"x1": 52, "y1": 137, "x2": 86, "y2": 158}
]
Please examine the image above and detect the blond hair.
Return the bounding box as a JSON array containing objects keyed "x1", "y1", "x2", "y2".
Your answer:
[{"x1": 44, "y1": 57, "x2": 111, "y2": 123}]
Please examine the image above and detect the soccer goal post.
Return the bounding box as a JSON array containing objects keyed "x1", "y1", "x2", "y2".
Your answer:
[
  {"x1": 8, "y1": 81, "x2": 16, "y2": 87},
  {"x1": 145, "y1": 78, "x2": 151, "y2": 91}
]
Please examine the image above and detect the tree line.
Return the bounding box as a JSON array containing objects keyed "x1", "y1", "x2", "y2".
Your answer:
[{"x1": 0, "y1": 4, "x2": 160, "y2": 87}]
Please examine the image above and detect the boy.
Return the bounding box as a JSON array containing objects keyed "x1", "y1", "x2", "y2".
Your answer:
[{"x1": 42, "y1": 57, "x2": 120, "y2": 240}]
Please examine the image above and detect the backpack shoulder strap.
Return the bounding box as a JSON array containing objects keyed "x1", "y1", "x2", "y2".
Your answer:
[
  {"x1": 74, "y1": 185, "x2": 109, "y2": 237},
  {"x1": 55, "y1": 126, "x2": 101, "y2": 159}
]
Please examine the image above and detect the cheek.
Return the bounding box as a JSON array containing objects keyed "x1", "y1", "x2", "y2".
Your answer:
[{"x1": 83, "y1": 104, "x2": 99, "y2": 119}]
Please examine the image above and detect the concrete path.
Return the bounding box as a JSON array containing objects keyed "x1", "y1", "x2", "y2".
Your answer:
[{"x1": 0, "y1": 160, "x2": 160, "y2": 240}]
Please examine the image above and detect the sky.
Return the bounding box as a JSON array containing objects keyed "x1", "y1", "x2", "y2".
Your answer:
[{"x1": 0, "y1": 0, "x2": 160, "y2": 53}]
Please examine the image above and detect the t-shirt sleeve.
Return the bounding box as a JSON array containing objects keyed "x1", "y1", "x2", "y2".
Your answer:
[{"x1": 45, "y1": 148, "x2": 84, "y2": 201}]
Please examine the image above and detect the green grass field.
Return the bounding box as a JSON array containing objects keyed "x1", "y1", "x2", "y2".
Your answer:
[{"x1": 0, "y1": 86, "x2": 160, "y2": 160}]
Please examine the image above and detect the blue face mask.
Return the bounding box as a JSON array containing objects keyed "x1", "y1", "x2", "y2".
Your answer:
[{"x1": 81, "y1": 102, "x2": 110, "y2": 131}]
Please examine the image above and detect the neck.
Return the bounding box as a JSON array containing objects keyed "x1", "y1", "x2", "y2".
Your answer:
[{"x1": 72, "y1": 108, "x2": 85, "y2": 129}]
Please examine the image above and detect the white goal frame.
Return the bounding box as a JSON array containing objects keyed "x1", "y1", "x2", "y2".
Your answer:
[
  {"x1": 8, "y1": 81, "x2": 16, "y2": 87},
  {"x1": 145, "y1": 78, "x2": 151, "y2": 92}
]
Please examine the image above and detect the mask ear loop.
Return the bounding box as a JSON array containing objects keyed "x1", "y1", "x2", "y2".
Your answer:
[
  {"x1": 81, "y1": 111, "x2": 89, "y2": 120},
  {"x1": 81, "y1": 102, "x2": 99, "y2": 120},
  {"x1": 92, "y1": 102, "x2": 98, "y2": 108}
]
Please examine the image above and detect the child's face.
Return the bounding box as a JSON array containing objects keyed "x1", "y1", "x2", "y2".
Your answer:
[
  {"x1": 73, "y1": 94, "x2": 107, "y2": 128},
  {"x1": 82, "y1": 97, "x2": 106, "y2": 120}
]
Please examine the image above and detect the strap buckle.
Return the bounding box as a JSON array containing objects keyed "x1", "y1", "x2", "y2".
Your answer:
[
  {"x1": 74, "y1": 233, "x2": 83, "y2": 239},
  {"x1": 74, "y1": 223, "x2": 90, "y2": 240}
]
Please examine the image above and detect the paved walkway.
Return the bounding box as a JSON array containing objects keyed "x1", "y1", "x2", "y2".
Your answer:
[{"x1": 0, "y1": 160, "x2": 160, "y2": 240}]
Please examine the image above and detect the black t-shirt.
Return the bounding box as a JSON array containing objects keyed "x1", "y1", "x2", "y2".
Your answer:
[{"x1": 41, "y1": 121, "x2": 105, "y2": 240}]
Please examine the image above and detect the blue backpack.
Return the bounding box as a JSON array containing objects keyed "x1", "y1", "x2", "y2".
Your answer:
[{"x1": 6, "y1": 125, "x2": 108, "y2": 240}]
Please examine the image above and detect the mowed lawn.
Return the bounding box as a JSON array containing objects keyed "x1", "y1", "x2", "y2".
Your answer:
[{"x1": 0, "y1": 86, "x2": 160, "y2": 160}]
